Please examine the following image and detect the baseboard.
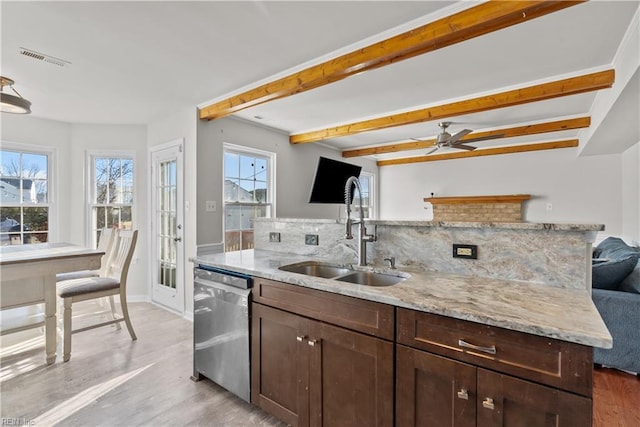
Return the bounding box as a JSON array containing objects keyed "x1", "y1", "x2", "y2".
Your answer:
[{"x1": 127, "y1": 295, "x2": 151, "y2": 303}]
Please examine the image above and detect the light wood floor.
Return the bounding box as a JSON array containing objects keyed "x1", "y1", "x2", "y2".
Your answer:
[{"x1": 1, "y1": 302, "x2": 638, "y2": 426}]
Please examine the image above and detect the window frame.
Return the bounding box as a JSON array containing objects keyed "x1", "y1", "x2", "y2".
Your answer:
[
  {"x1": 85, "y1": 149, "x2": 137, "y2": 248},
  {"x1": 0, "y1": 141, "x2": 56, "y2": 244},
  {"x1": 222, "y1": 143, "x2": 276, "y2": 251}
]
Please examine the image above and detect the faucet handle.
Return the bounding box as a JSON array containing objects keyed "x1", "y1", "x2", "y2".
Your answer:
[{"x1": 384, "y1": 257, "x2": 396, "y2": 269}]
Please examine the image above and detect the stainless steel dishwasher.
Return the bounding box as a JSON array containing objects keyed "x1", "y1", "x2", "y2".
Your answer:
[{"x1": 192, "y1": 265, "x2": 252, "y2": 403}]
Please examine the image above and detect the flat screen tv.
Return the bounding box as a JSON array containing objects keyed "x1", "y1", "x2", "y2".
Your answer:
[{"x1": 308, "y1": 157, "x2": 362, "y2": 204}]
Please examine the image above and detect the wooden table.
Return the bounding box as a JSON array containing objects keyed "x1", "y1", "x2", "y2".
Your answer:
[{"x1": 0, "y1": 243, "x2": 104, "y2": 364}]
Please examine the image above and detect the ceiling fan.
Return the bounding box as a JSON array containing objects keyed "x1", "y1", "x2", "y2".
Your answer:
[{"x1": 421, "y1": 122, "x2": 477, "y2": 155}]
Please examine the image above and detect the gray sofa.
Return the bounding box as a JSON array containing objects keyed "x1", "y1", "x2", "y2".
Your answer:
[{"x1": 591, "y1": 237, "x2": 640, "y2": 374}]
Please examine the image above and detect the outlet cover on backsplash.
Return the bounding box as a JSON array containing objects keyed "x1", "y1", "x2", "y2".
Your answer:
[
  {"x1": 305, "y1": 234, "x2": 319, "y2": 245},
  {"x1": 269, "y1": 232, "x2": 281, "y2": 243}
]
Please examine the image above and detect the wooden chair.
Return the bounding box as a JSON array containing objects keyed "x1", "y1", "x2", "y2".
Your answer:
[
  {"x1": 56, "y1": 227, "x2": 118, "y2": 281},
  {"x1": 57, "y1": 230, "x2": 138, "y2": 362}
]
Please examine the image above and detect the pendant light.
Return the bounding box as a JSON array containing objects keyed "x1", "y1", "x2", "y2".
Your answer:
[{"x1": 1, "y1": 76, "x2": 31, "y2": 114}]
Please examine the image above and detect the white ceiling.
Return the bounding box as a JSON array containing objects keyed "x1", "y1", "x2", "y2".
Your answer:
[{"x1": 2, "y1": 1, "x2": 639, "y2": 161}]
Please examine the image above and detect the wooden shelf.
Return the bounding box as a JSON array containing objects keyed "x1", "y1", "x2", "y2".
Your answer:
[{"x1": 424, "y1": 194, "x2": 531, "y2": 204}]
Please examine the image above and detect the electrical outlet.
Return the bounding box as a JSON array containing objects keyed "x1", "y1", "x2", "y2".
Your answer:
[
  {"x1": 269, "y1": 232, "x2": 281, "y2": 243},
  {"x1": 305, "y1": 234, "x2": 319, "y2": 245},
  {"x1": 453, "y1": 244, "x2": 478, "y2": 259},
  {"x1": 205, "y1": 200, "x2": 217, "y2": 212}
]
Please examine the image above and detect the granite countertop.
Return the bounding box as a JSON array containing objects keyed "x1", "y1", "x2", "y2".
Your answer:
[
  {"x1": 253, "y1": 217, "x2": 605, "y2": 232},
  {"x1": 192, "y1": 249, "x2": 612, "y2": 349}
]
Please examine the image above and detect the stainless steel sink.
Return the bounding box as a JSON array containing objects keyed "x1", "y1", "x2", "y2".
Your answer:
[
  {"x1": 279, "y1": 261, "x2": 407, "y2": 287},
  {"x1": 335, "y1": 270, "x2": 406, "y2": 287},
  {"x1": 278, "y1": 261, "x2": 351, "y2": 278}
]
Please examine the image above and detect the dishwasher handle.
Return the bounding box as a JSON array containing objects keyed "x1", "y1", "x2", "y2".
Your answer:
[{"x1": 195, "y1": 267, "x2": 251, "y2": 289}]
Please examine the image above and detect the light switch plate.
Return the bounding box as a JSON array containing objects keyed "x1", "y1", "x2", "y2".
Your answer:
[
  {"x1": 205, "y1": 200, "x2": 217, "y2": 212},
  {"x1": 269, "y1": 232, "x2": 281, "y2": 243},
  {"x1": 305, "y1": 234, "x2": 319, "y2": 245}
]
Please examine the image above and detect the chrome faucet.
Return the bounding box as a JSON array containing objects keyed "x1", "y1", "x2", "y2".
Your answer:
[{"x1": 344, "y1": 176, "x2": 376, "y2": 266}]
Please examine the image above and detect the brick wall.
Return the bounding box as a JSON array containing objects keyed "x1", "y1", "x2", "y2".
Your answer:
[
  {"x1": 432, "y1": 202, "x2": 523, "y2": 221},
  {"x1": 426, "y1": 195, "x2": 530, "y2": 222}
]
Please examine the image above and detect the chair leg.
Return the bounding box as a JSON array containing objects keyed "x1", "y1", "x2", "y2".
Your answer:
[
  {"x1": 120, "y1": 295, "x2": 137, "y2": 341},
  {"x1": 108, "y1": 296, "x2": 121, "y2": 330},
  {"x1": 63, "y1": 298, "x2": 72, "y2": 362}
]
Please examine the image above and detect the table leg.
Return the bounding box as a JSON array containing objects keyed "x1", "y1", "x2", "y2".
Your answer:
[{"x1": 44, "y1": 275, "x2": 57, "y2": 364}]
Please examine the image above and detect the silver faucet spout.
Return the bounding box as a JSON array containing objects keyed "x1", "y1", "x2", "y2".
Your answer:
[{"x1": 344, "y1": 176, "x2": 376, "y2": 266}]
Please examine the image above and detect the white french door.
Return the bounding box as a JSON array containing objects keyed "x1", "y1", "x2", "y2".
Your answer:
[{"x1": 150, "y1": 141, "x2": 184, "y2": 313}]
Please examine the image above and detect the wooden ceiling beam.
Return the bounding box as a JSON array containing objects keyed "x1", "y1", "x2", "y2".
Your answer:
[
  {"x1": 291, "y1": 69, "x2": 614, "y2": 144},
  {"x1": 342, "y1": 116, "x2": 591, "y2": 157},
  {"x1": 377, "y1": 140, "x2": 579, "y2": 166},
  {"x1": 199, "y1": 1, "x2": 584, "y2": 121}
]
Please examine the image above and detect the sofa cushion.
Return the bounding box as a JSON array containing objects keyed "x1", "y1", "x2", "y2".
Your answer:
[
  {"x1": 619, "y1": 259, "x2": 640, "y2": 294},
  {"x1": 596, "y1": 237, "x2": 639, "y2": 260},
  {"x1": 592, "y1": 255, "x2": 639, "y2": 290}
]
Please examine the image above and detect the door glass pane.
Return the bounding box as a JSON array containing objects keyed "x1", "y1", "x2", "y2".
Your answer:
[{"x1": 157, "y1": 159, "x2": 177, "y2": 289}]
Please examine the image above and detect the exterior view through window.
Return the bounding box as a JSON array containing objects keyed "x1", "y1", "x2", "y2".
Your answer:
[
  {"x1": 89, "y1": 155, "x2": 134, "y2": 247},
  {"x1": 223, "y1": 148, "x2": 273, "y2": 251},
  {"x1": 0, "y1": 148, "x2": 50, "y2": 245}
]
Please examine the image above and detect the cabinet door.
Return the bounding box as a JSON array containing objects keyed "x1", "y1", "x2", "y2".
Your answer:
[
  {"x1": 309, "y1": 321, "x2": 394, "y2": 427},
  {"x1": 476, "y1": 369, "x2": 592, "y2": 427},
  {"x1": 252, "y1": 303, "x2": 311, "y2": 427},
  {"x1": 396, "y1": 345, "x2": 476, "y2": 427}
]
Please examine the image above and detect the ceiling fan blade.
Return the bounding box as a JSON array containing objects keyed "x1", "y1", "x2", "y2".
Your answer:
[
  {"x1": 460, "y1": 133, "x2": 505, "y2": 144},
  {"x1": 454, "y1": 144, "x2": 477, "y2": 151},
  {"x1": 447, "y1": 129, "x2": 472, "y2": 144},
  {"x1": 425, "y1": 147, "x2": 439, "y2": 155}
]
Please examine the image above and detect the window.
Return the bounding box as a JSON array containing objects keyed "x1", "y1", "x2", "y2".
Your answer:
[
  {"x1": 342, "y1": 172, "x2": 376, "y2": 220},
  {"x1": 0, "y1": 147, "x2": 51, "y2": 245},
  {"x1": 358, "y1": 172, "x2": 375, "y2": 219},
  {"x1": 88, "y1": 153, "x2": 135, "y2": 248},
  {"x1": 223, "y1": 144, "x2": 275, "y2": 252}
]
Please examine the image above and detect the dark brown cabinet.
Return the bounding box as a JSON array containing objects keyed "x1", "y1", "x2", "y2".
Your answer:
[
  {"x1": 396, "y1": 308, "x2": 593, "y2": 427},
  {"x1": 252, "y1": 279, "x2": 394, "y2": 427}
]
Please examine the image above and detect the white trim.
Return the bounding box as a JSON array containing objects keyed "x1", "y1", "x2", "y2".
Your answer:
[
  {"x1": 149, "y1": 139, "x2": 185, "y2": 314},
  {"x1": 126, "y1": 295, "x2": 151, "y2": 303}
]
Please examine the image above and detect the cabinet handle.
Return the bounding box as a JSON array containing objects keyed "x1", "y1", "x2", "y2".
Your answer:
[
  {"x1": 458, "y1": 339, "x2": 497, "y2": 355},
  {"x1": 308, "y1": 339, "x2": 317, "y2": 347},
  {"x1": 457, "y1": 388, "x2": 468, "y2": 400},
  {"x1": 296, "y1": 335, "x2": 306, "y2": 342},
  {"x1": 482, "y1": 398, "x2": 495, "y2": 410}
]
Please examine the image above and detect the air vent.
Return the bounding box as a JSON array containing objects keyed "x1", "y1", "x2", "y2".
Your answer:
[{"x1": 19, "y1": 47, "x2": 71, "y2": 67}]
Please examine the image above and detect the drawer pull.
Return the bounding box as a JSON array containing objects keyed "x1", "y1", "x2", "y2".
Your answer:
[
  {"x1": 457, "y1": 388, "x2": 468, "y2": 400},
  {"x1": 308, "y1": 339, "x2": 317, "y2": 347},
  {"x1": 458, "y1": 339, "x2": 497, "y2": 355},
  {"x1": 482, "y1": 398, "x2": 495, "y2": 410},
  {"x1": 296, "y1": 335, "x2": 306, "y2": 342}
]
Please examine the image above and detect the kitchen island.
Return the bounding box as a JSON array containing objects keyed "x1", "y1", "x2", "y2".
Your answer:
[
  {"x1": 193, "y1": 246, "x2": 610, "y2": 427},
  {"x1": 194, "y1": 218, "x2": 610, "y2": 426}
]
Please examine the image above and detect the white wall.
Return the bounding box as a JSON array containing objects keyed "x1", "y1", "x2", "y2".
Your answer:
[
  {"x1": 196, "y1": 117, "x2": 378, "y2": 245},
  {"x1": 147, "y1": 106, "x2": 198, "y2": 316},
  {"x1": 1, "y1": 115, "x2": 149, "y2": 299},
  {"x1": 1, "y1": 115, "x2": 72, "y2": 242},
  {"x1": 70, "y1": 124, "x2": 148, "y2": 299},
  {"x1": 621, "y1": 141, "x2": 640, "y2": 244},
  {"x1": 379, "y1": 147, "x2": 626, "y2": 236}
]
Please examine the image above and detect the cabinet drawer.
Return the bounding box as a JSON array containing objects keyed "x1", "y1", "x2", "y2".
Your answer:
[
  {"x1": 397, "y1": 308, "x2": 592, "y2": 396},
  {"x1": 253, "y1": 278, "x2": 394, "y2": 340}
]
